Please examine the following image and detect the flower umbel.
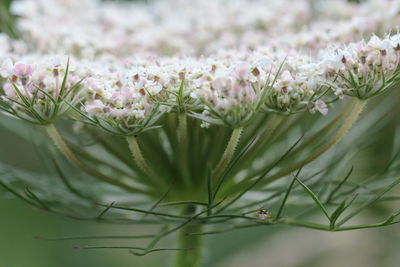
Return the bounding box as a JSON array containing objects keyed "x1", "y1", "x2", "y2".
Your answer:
[
  {"x1": 0, "y1": 58, "x2": 83, "y2": 124},
  {"x1": 77, "y1": 72, "x2": 165, "y2": 136},
  {"x1": 322, "y1": 34, "x2": 400, "y2": 99}
]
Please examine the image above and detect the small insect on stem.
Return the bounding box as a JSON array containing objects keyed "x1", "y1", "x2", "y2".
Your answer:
[{"x1": 256, "y1": 208, "x2": 271, "y2": 220}]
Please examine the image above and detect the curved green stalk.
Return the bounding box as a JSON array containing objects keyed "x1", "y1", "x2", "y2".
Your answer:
[
  {"x1": 126, "y1": 136, "x2": 151, "y2": 175},
  {"x1": 266, "y1": 112, "x2": 307, "y2": 146},
  {"x1": 212, "y1": 127, "x2": 243, "y2": 180},
  {"x1": 256, "y1": 114, "x2": 284, "y2": 150},
  {"x1": 126, "y1": 136, "x2": 163, "y2": 187},
  {"x1": 259, "y1": 98, "x2": 367, "y2": 187},
  {"x1": 44, "y1": 124, "x2": 147, "y2": 194},
  {"x1": 238, "y1": 114, "x2": 284, "y2": 169},
  {"x1": 285, "y1": 101, "x2": 354, "y2": 159},
  {"x1": 239, "y1": 103, "x2": 352, "y2": 182}
]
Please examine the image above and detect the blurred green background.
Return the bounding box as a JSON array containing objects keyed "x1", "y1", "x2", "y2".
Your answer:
[{"x1": 1, "y1": 167, "x2": 400, "y2": 267}]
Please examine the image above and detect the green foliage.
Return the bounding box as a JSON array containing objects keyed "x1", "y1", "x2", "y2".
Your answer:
[
  {"x1": 0, "y1": 0, "x2": 18, "y2": 38},
  {"x1": 1, "y1": 90, "x2": 400, "y2": 261}
]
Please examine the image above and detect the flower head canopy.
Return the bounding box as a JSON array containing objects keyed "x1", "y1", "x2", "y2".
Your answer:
[
  {"x1": 190, "y1": 61, "x2": 267, "y2": 128},
  {"x1": 322, "y1": 34, "x2": 400, "y2": 99},
  {"x1": 78, "y1": 70, "x2": 166, "y2": 136},
  {"x1": 0, "y1": 57, "x2": 83, "y2": 124},
  {"x1": 264, "y1": 58, "x2": 332, "y2": 115}
]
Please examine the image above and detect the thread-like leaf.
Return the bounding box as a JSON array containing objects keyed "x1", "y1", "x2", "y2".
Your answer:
[
  {"x1": 275, "y1": 168, "x2": 301, "y2": 220},
  {"x1": 295, "y1": 177, "x2": 330, "y2": 220}
]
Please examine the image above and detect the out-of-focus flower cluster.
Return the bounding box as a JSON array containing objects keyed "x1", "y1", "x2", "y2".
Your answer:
[
  {"x1": 8, "y1": 0, "x2": 400, "y2": 57},
  {"x1": 1, "y1": 0, "x2": 400, "y2": 131},
  {"x1": 0, "y1": 57, "x2": 82, "y2": 124},
  {"x1": 322, "y1": 35, "x2": 400, "y2": 99}
]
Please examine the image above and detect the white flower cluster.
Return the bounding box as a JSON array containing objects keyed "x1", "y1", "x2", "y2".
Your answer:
[
  {"x1": 189, "y1": 61, "x2": 266, "y2": 127},
  {"x1": 9, "y1": 0, "x2": 400, "y2": 57},
  {"x1": 10, "y1": 0, "x2": 312, "y2": 57},
  {"x1": 322, "y1": 35, "x2": 400, "y2": 99},
  {"x1": 273, "y1": 0, "x2": 400, "y2": 52},
  {"x1": 1, "y1": 0, "x2": 400, "y2": 131},
  {"x1": 82, "y1": 68, "x2": 168, "y2": 135},
  {"x1": 0, "y1": 56, "x2": 81, "y2": 124},
  {"x1": 264, "y1": 58, "x2": 329, "y2": 115}
]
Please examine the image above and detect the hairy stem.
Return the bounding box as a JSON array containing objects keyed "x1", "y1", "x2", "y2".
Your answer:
[
  {"x1": 44, "y1": 124, "x2": 146, "y2": 194},
  {"x1": 212, "y1": 127, "x2": 243, "y2": 180},
  {"x1": 126, "y1": 136, "x2": 162, "y2": 187}
]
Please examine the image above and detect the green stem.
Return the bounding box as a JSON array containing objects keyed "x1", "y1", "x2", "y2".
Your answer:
[
  {"x1": 212, "y1": 127, "x2": 243, "y2": 180},
  {"x1": 173, "y1": 206, "x2": 203, "y2": 267},
  {"x1": 44, "y1": 124, "x2": 83, "y2": 168},
  {"x1": 259, "y1": 98, "x2": 367, "y2": 187},
  {"x1": 178, "y1": 113, "x2": 188, "y2": 146},
  {"x1": 44, "y1": 124, "x2": 147, "y2": 194},
  {"x1": 255, "y1": 115, "x2": 284, "y2": 148},
  {"x1": 126, "y1": 136, "x2": 161, "y2": 187},
  {"x1": 285, "y1": 101, "x2": 353, "y2": 159},
  {"x1": 239, "y1": 114, "x2": 283, "y2": 168},
  {"x1": 178, "y1": 113, "x2": 191, "y2": 188},
  {"x1": 279, "y1": 218, "x2": 330, "y2": 231}
]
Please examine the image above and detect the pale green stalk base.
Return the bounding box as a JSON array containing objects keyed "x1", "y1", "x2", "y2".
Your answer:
[
  {"x1": 126, "y1": 136, "x2": 161, "y2": 187},
  {"x1": 242, "y1": 114, "x2": 283, "y2": 165},
  {"x1": 262, "y1": 98, "x2": 367, "y2": 185},
  {"x1": 178, "y1": 113, "x2": 188, "y2": 146},
  {"x1": 44, "y1": 124, "x2": 145, "y2": 193},
  {"x1": 173, "y1": 206, "x2": 203, "y2": 267},
  {"x1": 178, "y1": 113, "x2": 191, "y2": 188},
  {"x1": 126, "y1": 136, "x2": 151, "y2": 175},
  {"x1": 44, "y1": 124, "x2": 84, "y2": 168},
  {"x1": 212, "y1": 127, "x2": 243, "y2": 180},
  {"x1": 286, "y1": 101, "x2": 354, "y2": 159}
]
